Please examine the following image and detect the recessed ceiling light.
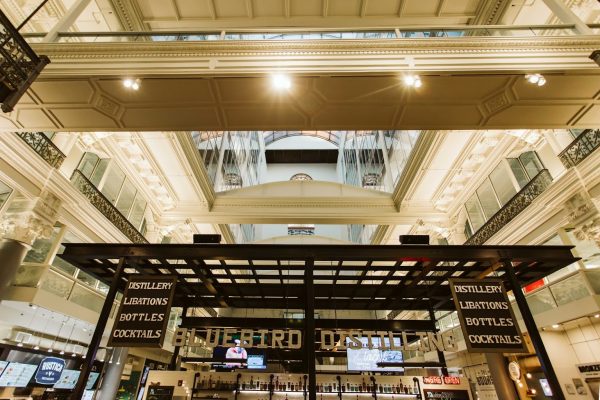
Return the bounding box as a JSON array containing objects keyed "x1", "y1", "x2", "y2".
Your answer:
[
  {"x1": 594, "y1": 314, "x2": 599, "y2": 318},
  {"x1": 123, "y1": 78, "x2": 141, "y2": 90},
  {"x1": 525, "y1": 74, "x2": 546, "y2": 86},
  {"x1": 403, "y1": 75, "x2": 422, "y2": 88},
  {"x1": 272, "y1": 74, "x2": 291, "y2": 90},
  {"x1": 552, "y1": 324, "x2": 560, "y2": 329}
]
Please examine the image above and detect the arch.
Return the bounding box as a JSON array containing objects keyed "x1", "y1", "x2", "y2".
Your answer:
[
  {"x1": 263, "y1": 131, "x2": 341, "y2": 147},
  {"x1": 290, "y1": 173, "x2": 312, "y2": 181}
]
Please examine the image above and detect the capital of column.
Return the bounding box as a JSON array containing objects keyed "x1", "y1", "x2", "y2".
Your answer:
[{"x1": 0, "y1": 190, "x2": 62, "y2": 245}]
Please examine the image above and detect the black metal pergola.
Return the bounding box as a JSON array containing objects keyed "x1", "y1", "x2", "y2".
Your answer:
[{"x1": 59, "y1": 243, "x2": 578, "y2": 400}]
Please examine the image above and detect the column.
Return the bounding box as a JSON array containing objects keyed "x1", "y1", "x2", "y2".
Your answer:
[
  {"x1": 485, "y1": 353, "x2": 519, "y2": 400},
  {"x1": 0, "y1": 190, "x2": 61, "y2": 292},
  {"x1": 95, "y1": 347, "x2": 129, "y2": 400},
  {"x1": 542, "y1": 0, "x2": 593, "y2": 35},
  {"x1": 42, "y1": 0, "x2": 93, "y2": 42}
]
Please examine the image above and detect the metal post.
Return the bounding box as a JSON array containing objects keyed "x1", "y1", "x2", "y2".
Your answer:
[
  {"x1": 503, "y1": 261, "x2": 565, "y2": 400},
  {"x1": 169, "y1": 306, "x2": 188, "y2": 370},
  {"x1": 427, "y1": 307, "x2": 448, "y2": 376},
  {"x1": 71, "y1": 257, "x2": 126, "y2": 400},
  {"x1": 304, "y1": 258, "x2": 316, "y2": 400},
  {"x1": 16, "y1": 0, "x2": 50, "y2": 30}
]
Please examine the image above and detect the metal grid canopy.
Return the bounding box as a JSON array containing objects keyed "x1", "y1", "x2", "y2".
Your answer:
[{"x1": 59, "y1": 243, "x2": 578, "y2": 312}]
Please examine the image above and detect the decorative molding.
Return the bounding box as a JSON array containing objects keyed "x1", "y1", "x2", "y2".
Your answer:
[
  {"x1": 0, "y1": 190, "x2": 61, "y2": 244},
  {"x1": 174, "y1": 132, "x2": 216, "y2": 207},
  {"x1": 28, "y1": 36, "x2": 600, "y2": 76}
]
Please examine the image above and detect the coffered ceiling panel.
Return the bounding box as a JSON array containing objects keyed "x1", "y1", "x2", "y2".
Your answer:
[
  {"x1": 134, "y1": 0, "x2": 481, "y2": 29},
  {"x1": 2, "y1": 72, "x2": 599, "y2": 132}
]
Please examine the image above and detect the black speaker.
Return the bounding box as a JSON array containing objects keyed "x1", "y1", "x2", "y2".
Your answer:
[
  {"x1": 399, "y1": 235, "x2": 430, "y2": 245},
  {"x1": 193, "y1": 234, "x2": 222, "y2": 244}
]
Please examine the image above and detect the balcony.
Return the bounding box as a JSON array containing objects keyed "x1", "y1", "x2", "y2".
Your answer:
[
  {"x1": 465, "y1": 169, "x2": 553, "y2": 245},
  {"x1": 0, "y1": 10, "x2": 49, "y2": 112},
  {"x1": 16, "y1": 132, "x2": 65, "y2": 168},
  {"x1": 70, "y1": 170, "x2": 148, "y2": 244},
  {"x1": 558, "y1": 129, "x2": 600, "y2": 168}
]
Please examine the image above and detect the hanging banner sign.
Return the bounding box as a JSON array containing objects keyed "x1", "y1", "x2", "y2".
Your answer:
[
  {"x1": 35, "y1": 357, "x2": 65, "y2": 385},
  {"x1": 108, "y1": 275, "x2": 177, "y2": 347},
  {"x1": 449, "y1": 278, "x2": 527, "y2": 353}
]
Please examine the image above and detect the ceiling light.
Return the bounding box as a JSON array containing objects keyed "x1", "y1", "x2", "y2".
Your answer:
[
  {"x1": 518, "y1": 382, "x2": 523, "y2": 388},
  {"x1": 272, "y1": 74, "x2": 291, "y2": 90},
  {"x1": 526, "y1": 373, "x2": 532, "y2": 379},
  {"x1": 525, "y1": 74, "x2": 546, "y2": 86},
  {"x1": 34, "y1": 345, "x2": 40, "y2": 350},
  {"x1": 123, "y1": 78, "x2": 141, "y2": 91},
  {"x1": 17, "y1": 343, "x2": 23, "y2": 347},
  {"x1": 552, "y1": 324, "x2": 560, "y2": 329},
  {"x1": 594, "y1": 314, "x2": 599, "y2": 318},
  {"x1": 59, "y1": 350, "x2": 65, "y2": 355},
  {"x1": 404, "y1": 75, "x2": 422, "y2": 88}
]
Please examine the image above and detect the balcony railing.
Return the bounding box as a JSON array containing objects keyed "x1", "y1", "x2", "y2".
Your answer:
[
  {"x1": 558, "y1": 129, "x2": 600, "y2": 168},
  {"x1": 16, "y1": 132, "x2": 65, "y2": 168},
  {"x1": 71, "y1": 169, "x2": 148, "y2": 244},
  {"x1": 0, "y1": 9, "x2": 49, "y2": 112},
  {"x1": 465, "y1": 169, "x2": 553, "y2": 245}
]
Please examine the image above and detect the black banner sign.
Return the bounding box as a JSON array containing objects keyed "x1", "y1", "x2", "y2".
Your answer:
[
  {"x1": 108, "y1": 275, "x2": 177, "y2": 347},
  {"x1": 423, "y1": 389, "x2": 471, "y2": 400},
  {"x1": 449, "y1": 278, "x2": 526, "y2": 353}
]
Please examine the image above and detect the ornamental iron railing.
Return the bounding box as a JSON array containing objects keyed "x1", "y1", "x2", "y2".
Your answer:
[
  {"x1": 71, "y1": 170, "x2": 148, "y2": 244},
  {"x1": 464, "y1": 169, "x2": 553, "y2": 245},
  {"x1": 0, "y1": 10, "x2": 49, "y2": 113},
  {"x1": 558, "y1": 129, "x2": 600, "y2": 168},
  {"x1": 16, "y1": 132, "x2": 65, "y2": 168}
]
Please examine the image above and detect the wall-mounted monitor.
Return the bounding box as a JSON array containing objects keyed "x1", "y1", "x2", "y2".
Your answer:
[
  {"x1": 346, "y1": 337, "x2": 404, "y2": 372},
  {"x1": 0, "y1": 362, "x2": 38, "y2": 387}
]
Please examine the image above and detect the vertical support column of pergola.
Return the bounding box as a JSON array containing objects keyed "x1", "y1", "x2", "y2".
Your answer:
[
  {"x1": 304, "y1": 258, "x2": 316, "y2": 400},
  {"x1": 71, "y1": 257, "x2": 126, "y2": 400},
  {"x1": 503, "y1": 260, "x2": 565, "y2": 400}
]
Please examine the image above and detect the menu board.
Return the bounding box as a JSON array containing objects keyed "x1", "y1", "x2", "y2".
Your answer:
[
  {"x1": 449, "y1": 278, "x2": 526, "y2": 353},
  {"x1": 423, "y1": 389, "x2": 471, "y2": 400},
  {"x1": 0, "y1": 362, "x2": 38, "y2": 387},
  {"x1": 0, "y1": 361, "x2": 8, "y2": 377},
  {"x1": 53, "y1": 370, "x2": 99, "y2": 390},
  {"x1": 108, "y1": 275, "x2": 177, "y2": 347},
  {"x1": 346, "y1": 337, "x2": 404, "y2": 372},
  {"x1": 53, "y1": 370, "x2": 80, "y2": 389}
]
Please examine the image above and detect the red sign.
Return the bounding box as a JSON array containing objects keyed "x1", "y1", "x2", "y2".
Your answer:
[
  {"x1": 443, "y1": 376, "x2": 461, "y2": 385},
  {"x1": 423, "y1": 376, "x2": 442, "y2": 385}
]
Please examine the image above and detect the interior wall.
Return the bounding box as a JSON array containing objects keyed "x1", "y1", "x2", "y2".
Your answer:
[{"x1": 263, "y1": 164, "x2": 339, "y2": 184}]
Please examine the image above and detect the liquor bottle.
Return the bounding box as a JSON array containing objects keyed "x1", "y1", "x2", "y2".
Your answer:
[
  {"x1": 412, "y1": 382, "x2": 418, "y2": 394},
  {"x1": 361, "y1": 378, "x2": 366, "y2": 392},
  {"x1": 299, "y1": 378, "x2": 302, "y2": 391},
  {"x1": 208, "y1": 375, "x2": 213, "y2": 389},
  {"x1": 216, "y1": 377, "x2": 221, "y2": 390},
  {"x1": 404, "y1": 385, "x2": 409, "y2": 394},
  {"x1": 250, "y1": 376, "x2": 254, "y2": 390},
  {"x1": 242, "y1": 379, "x2": 246, "y2": 390},
  {"x1": 346, "y1": 381, "x2": 350, "y2": 392},
  {"x1": 342, "y1": 380, "x2": 346, "y2": 392},
  {"x1": 200, "y1": 378, "x2": 205, "y2": 389},
  {"x1": 379, "y1": 383, "x2": 383, "y2": 393},
  {"x1": 285, "y1": 394, "x2": 288, "y2": 400}
]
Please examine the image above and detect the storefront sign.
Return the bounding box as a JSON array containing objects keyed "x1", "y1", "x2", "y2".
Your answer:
[
  {"x1": 173, "y1": 328, "x2": 459, "y2": 352},
  {"x1": 577, "y1": 363, "x2": 600, "y2": 378},
  {"x1": 423, "y1": 389, "x2": 470, "y2": 400},
  {"x1": 423, "y1": 376, "x2": 442, "y2": 385},
  {"x1": 449, "y1": 278, "x2": 526, "y2": 353},
  {"x1": 108, "y1": 275, "x2": 177, "y2": 347},
  {"x1": 35, "y1": 357, "x2": 65, "y2": 385},
  {"x1": 443, "y1": 376, "x2": 461, "y2": 385}
]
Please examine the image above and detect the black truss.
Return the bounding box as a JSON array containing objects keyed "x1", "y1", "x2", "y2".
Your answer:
[{"x1": 59, "y1": 243, "x2": 578, "y2": 312}]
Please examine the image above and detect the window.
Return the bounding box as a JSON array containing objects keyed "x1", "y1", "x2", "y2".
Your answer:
[
  {"x1": 489, "y1": 162, "x2": 517, "y2": 205},
  {"x1": 519, "y1": 151, "x2": 544, "y2": 180},
  {"x1": 465, "y1": 193, "x2": 485, "y2": 231},
  {"x1": 23, "y1": 225, "x2": 62, "y2": 264},
  {"x1": 476, "y1": 179, "x2": 501, "y2": 219},
  {"x1": 101, "y1": 165, "x2": 126, "y2": 204},
  {"x1": 290, "y1": 173, "x2": 313, "y2": 181}
]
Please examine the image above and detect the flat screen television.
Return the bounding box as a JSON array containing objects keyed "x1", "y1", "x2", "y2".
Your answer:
[
  {"x1": 0, "y1": 362, "x2": 38, "y2": 387},
  {"x1": 346, "y1": 337, "x2": 404, "y2": 372},
  {"x1": 212, "y1": 346, "x2": 267, "y2": 370}
]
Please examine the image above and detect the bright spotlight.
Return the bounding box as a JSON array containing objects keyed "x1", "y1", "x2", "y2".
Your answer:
[
  {"x1": 525, "y1": 74, "x2": 546, "y2": 86},
  {"x1": 272, "y1": 74, "x2": 291, "y2": 90},
  {"x1": 403, "y1": 75, "x2": 422, "y2": 88},
  {"x1": 123, "y1": 78, "x2": 141, "y2": 90}
]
